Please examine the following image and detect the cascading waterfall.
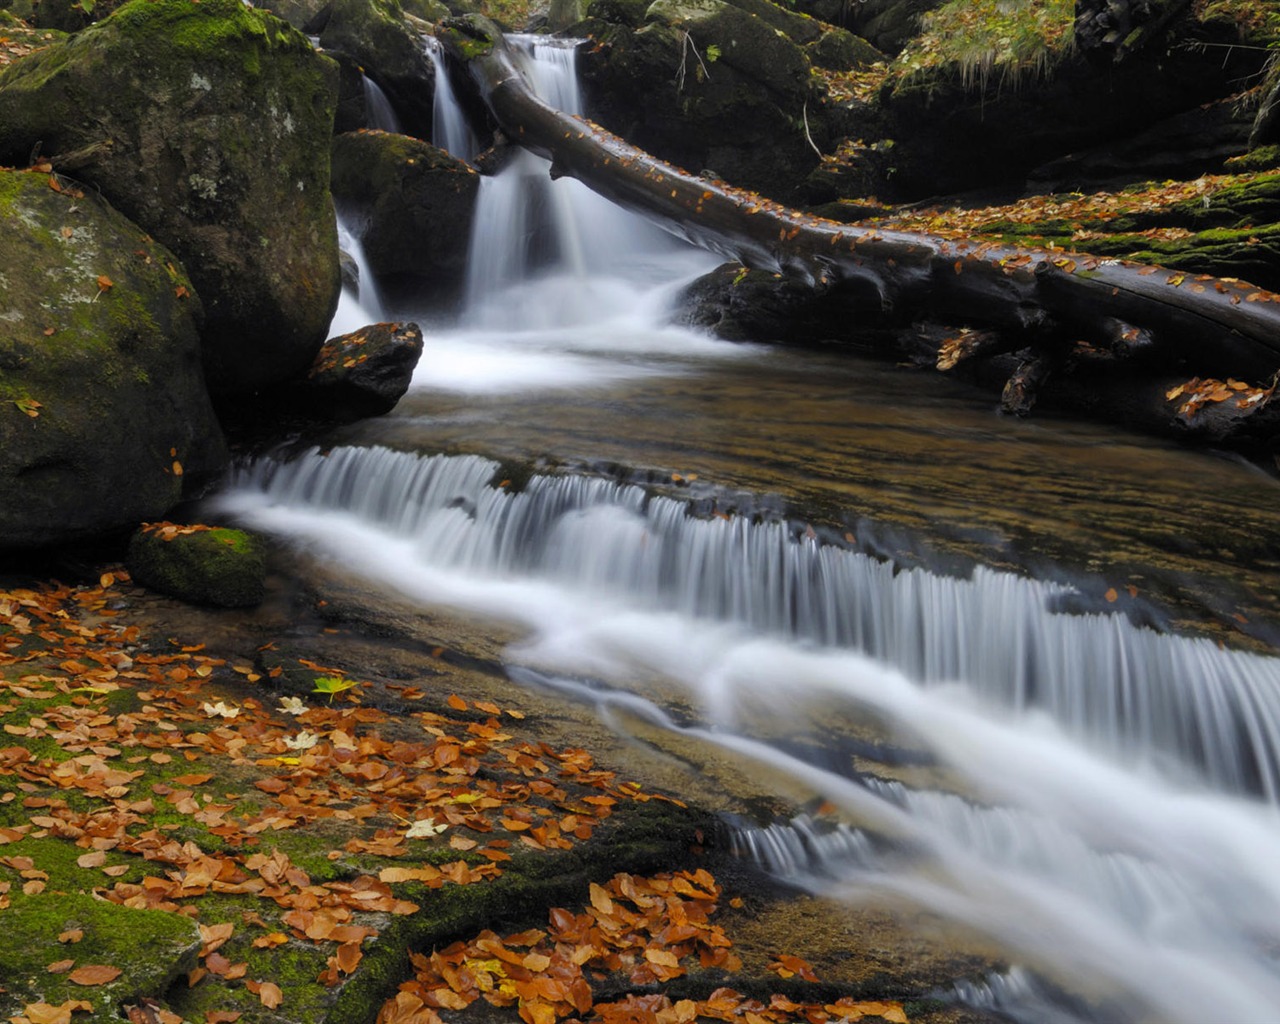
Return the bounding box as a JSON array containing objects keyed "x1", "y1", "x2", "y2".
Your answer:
[
  {"x1": 405, "y1": 36, "x2": 731, "y2": 391},
  {"x1": 423, "y1": 35, "x2": 477, "y2": 160},
  {"x1": 215, "y1": 442, "x2": 1280, "y2": 1021},
  {"x1": 222, "y1": 445, "x2": 1280, "y2": 801},
  {"x1": 219, "y1": 36, "x2": 1280, "y2": 1024},
  {"x1": 327, "y1": 72, "x2": 397, "y2": 338}
]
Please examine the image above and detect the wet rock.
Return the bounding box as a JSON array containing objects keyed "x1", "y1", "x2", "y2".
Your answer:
[
  {"x1": 0, "y1": 0, "x2": 343, "y2": 394},
  {"x1": 127, "y1": 524, "x2": 268, "y2": 608},
  {"x1": 676, "y1": 262, "x2": 892, "y2": 345},
  {"x1": 0, "y1": 168, "x2": 225, "y2": 552},
  {"x1": 805, "y1": 26, "x2": 882, "y2": 71},
  {"x1": 318, "y1": 0, "x2": 436, "y2": 138},
  {"x1": 330, "y1": 130, "x2": 479, "y2": 306},
  {"x1": 288, "y1": 320, "x2": 425, "y2": 421}
]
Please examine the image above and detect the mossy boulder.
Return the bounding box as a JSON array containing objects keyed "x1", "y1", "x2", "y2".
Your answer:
[
  {"x1": 318, "y1": 0, "x2": 436, "y2": 139},
  {"x1": 577, "y1": 0, "x2": 823, "y2": 200},
  {"x1": 0, "y1": 169, "x2": 226, "y2": 551},
  {"x1": 330, "y1": 130, "x2": 479, "y2": 305},
  {"x1": 0, "y1": 0, "x2": 343, "y2": 394},
  {"x1": 0, "y1": 891, "x2": 201, "y2": 1018},
  {"x1": 127, "y1": 525, "x2": 268, "y2": 607}
]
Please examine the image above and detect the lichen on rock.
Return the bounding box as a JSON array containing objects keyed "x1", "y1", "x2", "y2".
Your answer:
[
  {"x1": 0, "y1": 168, "x2": 226, "y2": 551},
  {"x1": 0, "y1": 0, "x2": 343, "y2": 394}
]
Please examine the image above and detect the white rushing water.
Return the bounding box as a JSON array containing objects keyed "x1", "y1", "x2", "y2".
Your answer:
[
  {"x1": 251, "y1": 38, "x2": 1280, "y2": 1024},
  {"x1": 405, "y1": 35, "x2": 742, "y2": 393},
  {"x1": 216, "y1": 446, "x2": 1280, "y2": 1022}
]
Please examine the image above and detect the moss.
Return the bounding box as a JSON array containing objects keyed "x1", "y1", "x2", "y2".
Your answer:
[
  {"x1": 127, "y1": 527, "x2": 268, "y2": 608},
  {"x1": 0, "y1": 889, "x2": 199, "y2": 1017}
]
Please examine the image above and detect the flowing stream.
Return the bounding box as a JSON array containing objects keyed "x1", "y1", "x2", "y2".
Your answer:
[{"x1": 217, "y1": 38, "x2": 1280, "y2": 1023}]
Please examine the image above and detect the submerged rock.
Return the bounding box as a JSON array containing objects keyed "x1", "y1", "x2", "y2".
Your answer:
[
  {"x1": 127, "y1": 524, "x2": 268, "y2": 608},
  {"x1": 330, "y1": 130, "x2": 478, "y2": 306},
  {"x1": 0, "y1": 169, "x2": 225, "y2": 551},
  {"x1": 0, "y1": 0, "x2": 343, "y2": 394}
]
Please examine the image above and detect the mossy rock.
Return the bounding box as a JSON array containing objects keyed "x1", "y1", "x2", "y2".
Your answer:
[
  {"x1": 805, "y1": 26, "x2": 882, "y2": 71},
  {"x1": 578, "y1": 4, "x2": 823, "y2": 200},
  {"x1": 30, "y1": 0, "x2": 128, "y2": 31},
  {"x1": 0, "y1": 891, "x2": 200, "y2": 1018},
  {"x1": 0, "y1": 169, "x2": 226, "y2": 551},
  {"x1": 330, "y1": 129, "x2": 479, "y2": 304},
  {"x1": 0, "y1": 0, "x2": 343, "y2": 394},
  {"x1": 127, "y1": 525, "x2": 268, "y2": 608},
  {"x1": 318, "y1": 0, "x2": 436, "y2": 139}
]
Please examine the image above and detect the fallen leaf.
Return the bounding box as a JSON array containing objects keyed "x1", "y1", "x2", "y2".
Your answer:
[{"x1": 68, "y1": 964, "x2": 122, "y2": 985}]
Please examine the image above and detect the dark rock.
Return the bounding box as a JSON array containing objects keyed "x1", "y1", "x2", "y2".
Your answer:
[
  {"x1": 0, "y1": 0, "x2": 343, "y2": 394},
  {"x1": 1027, "y1": 95, "x2": 1253, "y2": 192},
  {"x1": 839, "y1": 0, "x2": 946, "y2": 54},
  {"x1": 676, "y1": 262, "x2": 894, "y2": 344},
  {"x1": 255, "y1": 0, "x2": 331, "y2": 31},
  {"x1": 577, "y1": 0, "x2": 824, "y2": 201},
  {"x1": 330, "y1": 130, "x2": 479, "y2": 305},
  {"x1": 876, "y1": 15, "x2": 1264, "y2": 200},
  {"x1": 31, "y1": 0, "x2": 126, "y2": 31},
  {"x1": 289, "y1": 320, "x2": 424, "y2": 421},
  {"x1": 0, "y1": 168, "x2": 226, "y2": 552},
  {"x1": 127, "y1": 525, "x2": 268, "y2": 608},
  {"x1": 805, "y1": 27, "x2": 882, "y2": 71},
  {"x1": 318, "y1": 0, "x2": 436, "y2": 139}
]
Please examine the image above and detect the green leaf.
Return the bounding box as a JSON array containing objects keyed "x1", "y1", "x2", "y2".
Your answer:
[
  {"x1": 705, "y1": 44, "x2": 720, "y2": 62},
  {"x1": 312, "y1": 675, "x2": 359, "y2": 703}
]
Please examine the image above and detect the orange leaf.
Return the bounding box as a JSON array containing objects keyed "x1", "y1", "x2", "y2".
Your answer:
[
  {"x1": 1104, "y1": 588, "x2": 1118, "y2": 603},
  {"x1": 96, "y1": 275, "x2": 114, "y2": 292},
  {"x1": 46, "y1": 959, "x2": 75, "y2": 973},
  {"x1": 69, "y1": 964, "x2": 122, "y2": 985},
  {"x1": 246, "y1": 980, "x2": 283, "y2": 1009},
  {"x1": 446, "y1": 694, "x2": 468, "y2": 711}
]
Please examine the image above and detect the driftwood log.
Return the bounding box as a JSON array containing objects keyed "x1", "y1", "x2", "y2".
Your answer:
[{"x1": 441, "y1": 22, "x2": 1280, "y2": 441}]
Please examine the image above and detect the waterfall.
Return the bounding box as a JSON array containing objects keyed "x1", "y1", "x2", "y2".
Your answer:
[
  {"x1": 362, "y1": 74, "x2": 402, "y2": 133},
  {"x1": 220, "y1": 445, "x2": 1280, "y2": 802},
  {"x1": 423, "y1": 35, "x2": 478, "y2": 160},
  {"x1": 218, "y1": 34, "x2": 1280, "y2": 1024}
]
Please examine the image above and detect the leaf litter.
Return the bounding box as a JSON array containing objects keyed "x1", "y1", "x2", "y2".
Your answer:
[{"x1": 0, "y1": 573, "x2": 913, "y2": 1023}]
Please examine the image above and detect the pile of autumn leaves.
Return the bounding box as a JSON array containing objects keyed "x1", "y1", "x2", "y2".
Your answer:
[
  {"x1": 383, "y1": 870, "x2": 908, "y2": 1024},
  {"x1": 0, "y1": 575, "x2": 910, "y2": 1024}
]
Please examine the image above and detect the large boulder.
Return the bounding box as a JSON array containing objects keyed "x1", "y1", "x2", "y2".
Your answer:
[
  {"x1": 0, "y1": 0, "x2": 342, "y2": 394},
  {"x1": 318, "y1": 0, "x2": 436, "y2": 139},
  {"x1": 0, "y1": 169, "x2": 226, "y2": 551},
  {"x1": 576, "y1": 0, "x2": 824, "y2": 202},
  {"x1": 330, "y1": 130, "x2": 478, "y2": 305}
]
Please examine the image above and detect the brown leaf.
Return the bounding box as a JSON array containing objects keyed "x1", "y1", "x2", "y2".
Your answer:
[
  {"x1": 245, "y1": 980, "x2": 283, "y2": 1009},
  {"x1": 69, "y1": 963, "x2": 123, "y2": 985},
  {"x1": 46, "y1": 959, "x2": 76, "y2": 973},
  {"x1": 96, "y1": 275, "x2": 114, "y2": 292},
  {"x1": 58, "y1": 929, "x2": 84, "y2": 944}
]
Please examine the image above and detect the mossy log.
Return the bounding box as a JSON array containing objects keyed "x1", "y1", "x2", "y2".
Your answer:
[{"x1": 442, "y1": 22, "x2": 1280, "y2": 437}]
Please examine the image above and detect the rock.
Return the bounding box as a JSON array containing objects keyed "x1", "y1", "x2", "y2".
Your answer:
[
  {"x1": 318, "y1": 0, "x2": 436, "y2": 139},
  {"x1": 675, "y1": 262, "x2": 885, "y2": 344},
  {"x1": 127, "y1": 524, "x2": 268, "y2": 608},
  {"x1": 0, "y1": 0, "x2": 343, "y2": 394},
  {"x1": 837, "y1": 0, "x2": 946, "y2": 54},
  {"x1": 31, "y1": 0, "x2": 127, "y2": 31},
  {"x1": 330, "y1": 130, "x2": 479, "y2": 305},
  {"x1": 577, "y1": 0, "x2": 824, "y2": 201},
  {"x1": 290, "y1": 320, "x2": 424, "y2": 420},
  {"x1": 0, "y1": 168, "x2": 226, "y2": 552},
  {"x1": 805, "y1": 26, "x2": 882, "y2": 71},
  {"x1": 876, "y1": 14, "x2": 1262, "y2": 200},
  {"x1": 253, "y1": 0, "x2": 331, "y2": 32}
]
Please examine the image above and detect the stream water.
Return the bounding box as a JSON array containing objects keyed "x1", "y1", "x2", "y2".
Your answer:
[{"x1": 216, "y1": 38, "x2": 1280, "y2": 1024}]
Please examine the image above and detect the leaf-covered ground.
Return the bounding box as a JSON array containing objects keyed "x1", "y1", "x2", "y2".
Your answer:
[{"x1": 0, "y1": 568, "x2": 1000, "y2": 1024}]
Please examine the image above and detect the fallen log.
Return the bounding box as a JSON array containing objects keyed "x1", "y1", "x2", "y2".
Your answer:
[{"x1": 439, "y1": 21, "x2": 1280, "y2": 430}]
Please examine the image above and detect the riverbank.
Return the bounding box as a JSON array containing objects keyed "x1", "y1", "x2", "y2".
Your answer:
[{"x1": 0, "y1": 543, "x2": 1007, "y2": 1024}]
